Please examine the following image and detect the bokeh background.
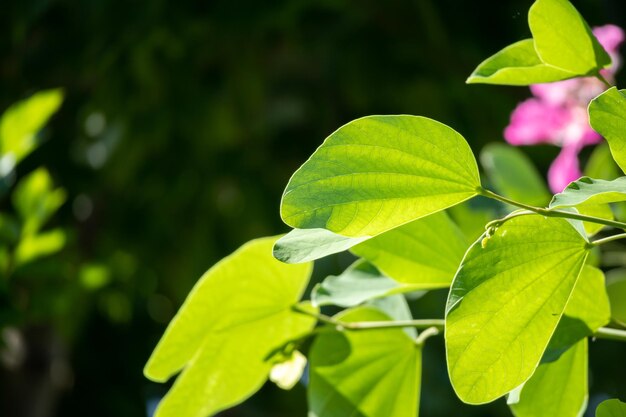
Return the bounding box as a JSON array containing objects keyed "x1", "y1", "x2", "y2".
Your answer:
[{"x1": 1, "y1": 0, "x2": 625, "y2": 416}]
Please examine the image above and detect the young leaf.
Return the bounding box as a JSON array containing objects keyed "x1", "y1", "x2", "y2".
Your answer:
[
  {"x1": 529, "y1": 0, "x2": 611, "y2": 75},
  {"x1": 144, "y1": 237, "x2": 316, "y2": 417},
  {"x1": 0, "y1": 89, "x2": 63, "y2": 173},
  {"x1": 550, "y1": 177, "x2": 626, "y2": 208},
  {"x1": 273, "y1": 228, "x2": 367, "y2": 263},
  {"x1": 589, "y1": 88, "x2": 626, "y2": 173},
  {"x1": 280, "y1": 115, "x2": 481, "y2": 237},
  {"x1": 596, "y1": 399, "x2": 626, "y2": 417},
  {"x1": 467, "y1": 39, "x2": 575, "y2": 85},
  {"x1": 445, "y1": 215, "x2": 588, "y2": 404},
  {"x1": 308, "y1": 307, "x2": 422, "y2": 417},
  {"x1": 312, "y1": 260, "x2": 424, "y2": 308},
  {"x1": 351, "y1": 211, "x2": 467, "y2": 287},
  {"x1": 510, "y1": 339, "x2": 588, "y2": 417},
  {"x1": 480, "y1": 143, "x2": 551, "y2": 206}
]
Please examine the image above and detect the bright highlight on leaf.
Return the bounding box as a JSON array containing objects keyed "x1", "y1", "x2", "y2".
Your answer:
[
  {"x1": 269, "y1": 350, "x2": 307, "y2": 390},
  {"x1": 351, "y1": 211, "x2": 467, "y2": 287},
  {"x1": 468, "y1": 0, "x2": 610, "y2": 85},
  {"x1": 144, "y1": 237, "x2": 317, "y2": 417},
  {"x1": 445, "y1": 215, "x2": 588, "y2": 404},
  {"x1": 308, "y1": 307, "x2": 422, "y2": 417},
  {"x1": 589, "y1": 88, "x2": 626, "y2": 173},
  {"x1": 280, "y1": 115, "x2": 480, "y2": 238}
]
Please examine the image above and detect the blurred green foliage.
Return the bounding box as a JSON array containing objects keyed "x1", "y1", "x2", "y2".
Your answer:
[{"x1": 0, "y1": 0, "x2": 624, "y2": 416}]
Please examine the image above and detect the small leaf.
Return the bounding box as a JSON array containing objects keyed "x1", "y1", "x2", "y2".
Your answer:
[
  {"x1": 510, "y1": 339, "x2": 588, "y2": 417},
  {"x1": 12, "y1": 168, "x2": 66, "y2": 236},
  {"x1": 480, "y1": 143, "x2": 551, "y2": 206},
  {"x1": 589, "y1": 88, "x2": 626, "y2": 173},
  {"x1": 281, "y1": 115, "x2": 480, "y2": 237},
  {"x1": 529, "y1": 0, "x2": 610, "y2": 75},
  {"x1": 550, "y1": 177, "x2": 626, "y2": 208},
  {"x1": 446, "y1": 215, "x2": 588, "y2": 404},
  {"x1": 14, "y1": 228, "x2": 66, "y2": 266},
  {"x1": 351, "y1": 211, "x2": 467, "y2": 287},
  {"x1": 145, "y1": 237, "x2": 316, "y2": 417},
  {"x1": 467, "y1": 39, "x2": 575, "y2": 85},
  {"x1": 596, "y1": 399, "x2": 626, "y2": 417},
  {"x1": 0, "y1": 89, "x2": 63, "y2": 173},
  {"x1": 312, "y1": 260, "x2": 424, "y2": 308},
  {"x1": 273, "y1": 228, "x2": 367, "y2": 263},
  {"x1": 308, "y1": 307, "x2": 421, "y2": 417}
]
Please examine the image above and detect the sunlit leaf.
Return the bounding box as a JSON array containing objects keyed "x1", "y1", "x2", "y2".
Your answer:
[
  {"x1": 589, "y1": 88, "x2": 626, "y2": 173},
  {"x1": 550, "y1": 177, "x2": 626, "y2": 208},
  {"x1": 529, "y1": 0, "x2": 610, "y2": 75},
  {"x1": 308, "y1": 307, "x2": 421, "y2": 417},
  {"x1": 144, "y1": 237, "x2": 316, "y2": 417},
  {"x1": 14, "y1": 228, "x2": 66, "y2": 266},
  {"x1": 281, "y1": 115, "x2": 480, "y2": 237},
  {"x1": 467, "y1": 39, "x2": 575, "y2": 85},
  {"x1": 445, "y1": 215, "x2": 588, "y2": 404},
  {"x1": 351, "y1": 211, "x2": 467, "y2": 287}
]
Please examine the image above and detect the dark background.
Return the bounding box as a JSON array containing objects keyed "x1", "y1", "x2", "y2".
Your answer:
[{"x1": 0, "y1": 0, "x2": 625, "y2": 416}]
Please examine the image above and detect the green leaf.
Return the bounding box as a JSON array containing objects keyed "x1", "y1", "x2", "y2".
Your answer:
[
  {"x1": 445, "y1": 215, "x2": 588, "y2": 404},
  {"x1": 308, "y1": 307, "x2": 421, "y2": 417},
  {"x1": 467, "y1": 39, "x2": 575, "y2": 85},
  {"x1": 529, "y1": 0, "x2": 610, "y2": 75},
  {"x1": 273, "y1": 228, "x2": 367, "y2": 263},
  {"x1": 577, "y1": 203, "x2": 614, "y2": 236},
  {"x1": 480, "y1": 143, "x2": 551, "y2": 206},
  {"x1": 144, "y1": 237, "x2": 316, "y2": 417},
  {"x1": 280, "y1": 115, "x2": 480, "y2": 237},
  {"x1": 606, "y1": 268, "x2": 626, "y2": 327},
  {"x1": 14, "y1": 228, "x2": 66, "y2": 266},
  {"x1": 585, "y1": 143, "x2": 620, "y2": 181},
  {"x1": 510, "y1": 339, "x2": 588, "y2": 417},
  {"x1": 596, "y1": 399, "x2": 626, "y2": 417},
  {"x1": 351, "y1": 211, "x2": 467, "y2": 287},
  {"x1": 543, "y1": 265, "x2": 610, "y2": 362},
  {"x1": 0, "y1": 89, "x2": 63, "y2": 173},
  {"x1": 312, "y1": 260, "x2": 424, "y2": 308},
  {"x1": 12, "y1": 168, "x2": 66, "y2": 236},
  {"x1": 447, "y1": 201, "x2": 497, "y2": 242},
  {"x1": 368, "y1": 294, "x2": 418, "y2": 338},
  {"x1": 550, "y1": 177, "x2": 626, "y2": 208},
  {"x1": 589, "y1": 88, "x2": 626, "y2": 173}
]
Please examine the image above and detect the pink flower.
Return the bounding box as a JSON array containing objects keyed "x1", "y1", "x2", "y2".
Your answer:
[{"x1": 503, "y1": 24, "x2": 624, "y2": 193}]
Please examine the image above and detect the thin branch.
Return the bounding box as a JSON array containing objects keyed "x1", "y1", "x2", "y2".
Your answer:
[{"x1": 591, "y1": 233, "x2": 626, "y2": 247}]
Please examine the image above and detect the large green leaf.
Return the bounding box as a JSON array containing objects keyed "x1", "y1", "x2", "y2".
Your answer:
[
  {"x1": 510, "y1": 339, "x2": 588, "y2": 417},
  {"x1": 308, "y1": 307, "x2": 421, "y2": 417},
  {"x1": 280, "y1": 115, "x2": 480, "y2": 237},
  {"x1": 351, "y1": 211, "x2": 467, "y2": 287},
  {"x1": 0, "y1": 89, "x2": 63, "y2": 173},
  {"x1": 312, "y1": 260, "x2": 424, "y2": 308},
  {"x1": 480, "y1": 143, "x2": 550, "y2": 206},
  {"x1": 467, "y1": 39, "x2": 575, "y2": 85},
  {"x1": 589, "y1": 88, "x2": 626, "y2": 173},
  {"x1": 550, "y1": 177, "x2": 626, "y2": 208},
  {"x1": 144, "y1": 237, "x2": 316, "y2": 417},
  {"x1": 445, "y1": 215, "x2": 588, "y2": 404},
  {"x1": 273, "y1": 228, "x2": 366, "y2": 263},
  {"x1": 529, "y1": 0, "x2": 610, "y2": 75},
  {"x1": 596, "y1": 399, "x2": 626, "y2": 417}
]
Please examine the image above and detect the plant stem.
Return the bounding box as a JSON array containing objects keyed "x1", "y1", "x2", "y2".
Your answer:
[
  {"x1": 292, "y1": 306, "x2": 626, "y2": 342},
  {"x1": 591, "y1": 233, "x2": 626, "y2": 247},
  {"x1": 595, "y1": 72, "x2": 613, "y2": 88},
  {"x1": 478, "y1": 188, "x2": 626, "y2": 230}
]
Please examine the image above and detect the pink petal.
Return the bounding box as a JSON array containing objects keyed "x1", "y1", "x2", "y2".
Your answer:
[
  {"x1": 561, "y1": 106, "x2": 603, "y2": 147},
  {"x1": 530, "y1": 78, "x2": 580, "y2": 106},
  {"x1": 548, "y1": 146, "x2": 582, "y2": 193},
  {"x1": 593, "y1": 24, "x2": 625, "y2": 54},
  {"x1": 504, "y1": 99, "x2": 568, "y2": 146}
]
